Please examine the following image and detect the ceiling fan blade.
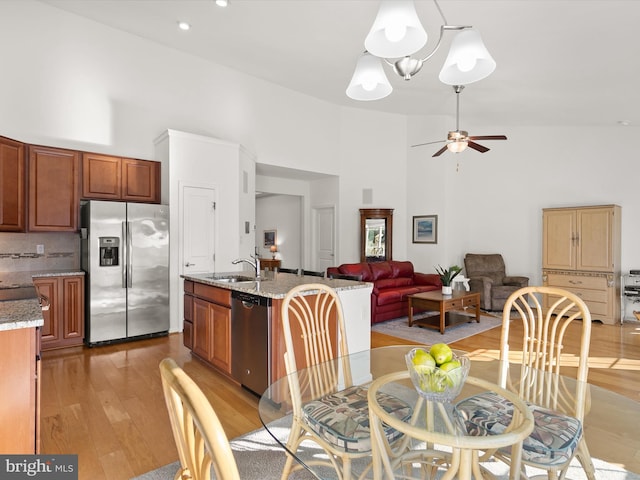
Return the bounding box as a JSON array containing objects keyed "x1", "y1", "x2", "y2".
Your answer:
[
  {"x1": 412, "y1": 140, "x2": 446, "y2": 148},
  {"x1": 468, "y1": 135, "x2": 507, "y2": 141},
  {"x1": 467, "y1": 141, "x2": 490, "y2": 153},
  {"x1": 432, "y1": 145, "x2": 449, "y2": 157}
]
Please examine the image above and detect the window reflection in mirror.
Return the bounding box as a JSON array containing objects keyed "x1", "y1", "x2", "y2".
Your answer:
[
  {"x1": 365, "y1": 218, "x2": 386, "y2": 261},
  {"x1": 360, "y1": 208, "x2": 393, "y2": 262}
]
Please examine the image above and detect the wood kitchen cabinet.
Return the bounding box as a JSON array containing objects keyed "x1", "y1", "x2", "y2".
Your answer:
[
  {"x1": 0, "y1": 326, "x2": 40, "y2": 453},
  {"x1": 542, "y1": 205, "x2": 621, "y2": 324},
  {"x1": 0, "y1": 136, "x2": 26, "y2": 231},
  {"x1": 33, "y1": 275, "x2": 85, "y2": 350},
  {"x1": 82, "y1": 153, "x2": 160, "y2": 203},
  {"x1": 28, "y1": 145, "x2": 80, "y2": 232},
  {"x1": 188, "y1": 283, "x2": 232, "y2": 374}
]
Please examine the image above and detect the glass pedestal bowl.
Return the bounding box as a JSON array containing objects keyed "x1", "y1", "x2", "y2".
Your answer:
[{"x1": 405, "y1": 348, "x2": 470, "y2": 403}]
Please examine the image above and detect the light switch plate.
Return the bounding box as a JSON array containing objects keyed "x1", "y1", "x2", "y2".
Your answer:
[{"x1": 36, "y1": 244, "x2": 45, "y2": 254}]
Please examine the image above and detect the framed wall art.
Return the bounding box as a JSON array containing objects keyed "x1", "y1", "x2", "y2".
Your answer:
[
  {"x1": 412, "y1": 215, "x2": 438, "y2": 244},
  {"x1": 263, "y1": 229, "x2": 277, "y2": 248}
]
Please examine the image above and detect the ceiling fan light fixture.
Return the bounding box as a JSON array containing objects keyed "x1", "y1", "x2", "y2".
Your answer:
[
  {"x1": 364, "y1": 1, "x2": 428, "y2": 59},
  {"x1": 447, "y1": 141, "x2": 468, "y2": 153},
  {"x1": 439, "y1": 29, "x2": 496, "y2": 85},
  {"x1": 346, "y1": 52, "x2": 393, "y2": 101}
]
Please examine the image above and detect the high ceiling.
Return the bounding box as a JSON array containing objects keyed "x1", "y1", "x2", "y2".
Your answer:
[{"x1": 40, "y1": 0, "x2": 640, "y2": 128}]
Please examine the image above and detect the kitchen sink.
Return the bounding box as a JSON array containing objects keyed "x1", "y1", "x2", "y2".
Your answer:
[
  {"x1": 0, "y1": 285, "x2": 39, "y2": 302},
  {"x1": 208, "y1": 275, "x2": 255, "y2": 283}
]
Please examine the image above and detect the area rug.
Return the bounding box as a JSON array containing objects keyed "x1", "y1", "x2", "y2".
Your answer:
[
  {"x1": 371, "y1": 312, "x2": 503, "y2": 345},
  {"x1": 133, "y1": 419, "x2": 639, "y2": 480}
]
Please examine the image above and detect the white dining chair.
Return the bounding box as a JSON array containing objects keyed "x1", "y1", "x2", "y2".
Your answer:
[
  {"x1": 160, "y1": 358, "x2": 241, "y2": 480},
  {"x1": 279, "y1": 283, "x2": 412, "y2": 480},
  {"x1": 454, "y1": 286, "x2": 596, "y2": 480}
]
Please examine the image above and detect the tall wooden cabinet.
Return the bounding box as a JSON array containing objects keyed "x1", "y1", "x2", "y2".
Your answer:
[
  {"x1": 542, "y1": 205, "x2": 621, "y2": 324},
  {"x1": 28, "y1": 145, "x2": 80, "y2": 231},
  {"x1": 33, "y1": 275, "x2": 85, "y2": 350},
  {"x1": 0, "y1": 136, "x2": 26, "y2": 231}
]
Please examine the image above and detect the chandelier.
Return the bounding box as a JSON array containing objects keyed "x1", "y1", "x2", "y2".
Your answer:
[{"x1": 346, "y1": 0, "x2": 496, "y2": 101}]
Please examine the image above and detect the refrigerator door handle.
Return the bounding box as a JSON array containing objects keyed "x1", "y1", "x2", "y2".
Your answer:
[
  {"x1": 126, "y1": 220, "x2": 133, "y2": 288},
  {"x1": 122, "y1": 221, "x2": 127, "y2": 288}
]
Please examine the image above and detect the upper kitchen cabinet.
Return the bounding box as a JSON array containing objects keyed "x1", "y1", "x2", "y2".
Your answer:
[
  {"x1": 0, "y1": 136, "x2": 26, "y2": 232},
  {"x1": 82, "y1": 153, "x2": 160, "y2": 203},
  {"x1": 28, "y1": 145, "x2": 79, "y2": 232}
]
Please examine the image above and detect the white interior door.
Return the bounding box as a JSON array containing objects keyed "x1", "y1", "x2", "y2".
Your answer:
[
  {"x1": 182, "y1": 184, "x2": 216, "y2": 274},
  {"x1": 314, "y1": 206, "x2": 335, "y2": 272}
]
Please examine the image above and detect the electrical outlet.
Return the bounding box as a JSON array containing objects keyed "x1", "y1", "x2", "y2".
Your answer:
[{"x1": 36, "y1": 244, "x2": 45, "y2": 255}]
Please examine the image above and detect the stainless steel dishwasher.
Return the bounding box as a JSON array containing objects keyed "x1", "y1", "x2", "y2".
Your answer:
[{"x1": 231, "y1": 290, "x2": 272, "y2": 396}]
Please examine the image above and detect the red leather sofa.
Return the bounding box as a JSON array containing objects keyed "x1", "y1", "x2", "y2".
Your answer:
[{"x1": 326, "y1": 260, "x2": 441, "y2": 324}]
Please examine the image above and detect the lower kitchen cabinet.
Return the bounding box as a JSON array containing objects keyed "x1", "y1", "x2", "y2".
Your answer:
[
  {"x1": 33, "y1": 275, "x2": 85, "y2": 350},
  {"x1": 0, "y1": 326, "x2": 40, "y2": 453},
  {"x1": 188, "y1": 282, "x2": 232, "y2": 374}
]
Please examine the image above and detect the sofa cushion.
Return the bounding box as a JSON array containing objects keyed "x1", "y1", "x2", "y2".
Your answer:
[
  {"x1": 370, "y1": 262, "x2": 393, "y2": 281},
  {"x1": 376, "y1": 277, "x2": 413, "y2": 290},
  {"x1": 338, "y1": 263, "x2": 373, "y2": 282},
  {"x1": 390, "y1": 261, "x2": 414, "y2": 278}
]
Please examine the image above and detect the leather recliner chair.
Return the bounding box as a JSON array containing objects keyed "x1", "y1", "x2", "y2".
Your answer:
[{"x1": 464, "y1": 253, "x2": 529, "y2": 311}]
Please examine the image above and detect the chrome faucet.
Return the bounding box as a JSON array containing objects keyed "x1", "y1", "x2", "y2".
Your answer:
[{"x1": 232, "y1": 255, "x2": 262, "y2": 280}]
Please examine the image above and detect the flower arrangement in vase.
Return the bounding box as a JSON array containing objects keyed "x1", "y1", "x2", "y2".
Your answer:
[{"x1": 435, "y1": 265, "x2": 462, "y2": 295}]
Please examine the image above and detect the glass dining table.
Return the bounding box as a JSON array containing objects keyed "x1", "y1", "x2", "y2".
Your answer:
[{"x1": 258, "y1": 345, "x2": 640, "y2": 480}]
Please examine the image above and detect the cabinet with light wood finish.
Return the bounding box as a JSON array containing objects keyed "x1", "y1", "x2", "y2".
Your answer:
[
  {"x1": 33, "y1": 275, "x2": 85, "y2": 350},
  {"x1": 0, "y1": 326, "x2": 40, "y2": 453},
  {"x1": 82, "y1": 153, "x2": 160, "y2": 203},
  {"x1": 542, "y1": 205, "x2": 621, "y2": 324},
  {"x1": 28, "y1": 145, "x2": 80, "y2": 232},
  {"x1": 0, "y1": 136, "x2": 26, "y2": 231}
]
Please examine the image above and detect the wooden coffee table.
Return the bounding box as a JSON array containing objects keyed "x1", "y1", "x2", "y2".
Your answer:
[{"x1": 407, "y1": 290, "x2": 481, "y2": 334}]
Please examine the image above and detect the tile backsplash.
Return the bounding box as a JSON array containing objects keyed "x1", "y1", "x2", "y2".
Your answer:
[{"x1": 0, "y1": 232, "x2": 80, "y2": 272}]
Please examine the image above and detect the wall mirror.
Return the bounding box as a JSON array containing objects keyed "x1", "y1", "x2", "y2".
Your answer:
[{"x1": 360, "y1": 208, "x2": 393, "y2": 262}]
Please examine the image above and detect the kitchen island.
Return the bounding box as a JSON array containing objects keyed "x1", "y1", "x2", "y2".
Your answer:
[
  {"x1": 0, "y1": 274, "x2": 44, "y2": 454},
  {"x1": 182, "y1": 271, "x2": 372, "y2": 393}
]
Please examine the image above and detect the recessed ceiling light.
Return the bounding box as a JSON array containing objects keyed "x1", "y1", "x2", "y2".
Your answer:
[
  {"x1": 216, "y1": 0, "x2": 228, "y2": 7},
  {"x1": 177, "y1": 21, "x2": 191, "y2": 31},
  {"x1": 618, "y1": 120, "x2": 631, "y2": 126}
]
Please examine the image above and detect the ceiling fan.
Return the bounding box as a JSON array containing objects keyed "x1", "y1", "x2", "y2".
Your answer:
[{"x1": 412, "y1": 85, "x2": 507, "y2": 157}]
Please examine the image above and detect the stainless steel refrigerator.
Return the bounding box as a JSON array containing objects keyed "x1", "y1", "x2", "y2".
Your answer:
[{"x1": 81, "y1": 200, "x2": 169, "y2": 345}]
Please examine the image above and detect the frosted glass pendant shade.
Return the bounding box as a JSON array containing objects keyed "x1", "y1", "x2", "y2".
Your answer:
[
  {"x1": 447, "y1": 141, "x2": 468, "y2": 153},
  {"x1": 439, "y1": 29, "x2": 496, "y2": 85},
  {"x1": 365, "y1": 1, "x2": 428, "y2": 59},
  {"x1": 346, "y1": 52, "x2": 392, "y2": 101}
]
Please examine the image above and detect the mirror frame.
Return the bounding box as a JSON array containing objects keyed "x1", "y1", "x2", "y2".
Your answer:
[{"x1": 360, "y1": 208, "x2": 393, "y2": 263}]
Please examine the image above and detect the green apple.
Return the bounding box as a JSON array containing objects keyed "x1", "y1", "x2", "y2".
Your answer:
[
  {"x1": 429, "y1": 343, "x2": 453, "y2": 366},
  {"x1": 439, "y1": 359, "x2": 463, "y2": 387},
  {"x1": 412, "y1": 349, "x2": 436, "y2": 370}
]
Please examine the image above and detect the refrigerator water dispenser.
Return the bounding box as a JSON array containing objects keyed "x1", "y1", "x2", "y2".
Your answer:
[{"x1": 99, "y1": 237, "x2": 119, "y2": 266}]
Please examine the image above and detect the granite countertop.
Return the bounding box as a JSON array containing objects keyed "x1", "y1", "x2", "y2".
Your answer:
[
  {"x1": 182, "y1": 271, "x2": 372, "y2": 299},
  {"x1": 0, "y1": 298, "x2": 44, "y2": 331},
  {"x1": 0, "y1": 269, "x2": 84, "y2": 331}
]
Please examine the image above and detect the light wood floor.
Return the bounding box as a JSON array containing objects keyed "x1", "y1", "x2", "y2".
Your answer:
[{"x1": 40, "y1": 321, "x2": 640, "y2": 480}]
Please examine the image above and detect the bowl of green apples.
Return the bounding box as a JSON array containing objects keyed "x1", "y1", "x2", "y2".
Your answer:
[{"x1": 405, "y1": 344, "x2": 470, "y2": 402}]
